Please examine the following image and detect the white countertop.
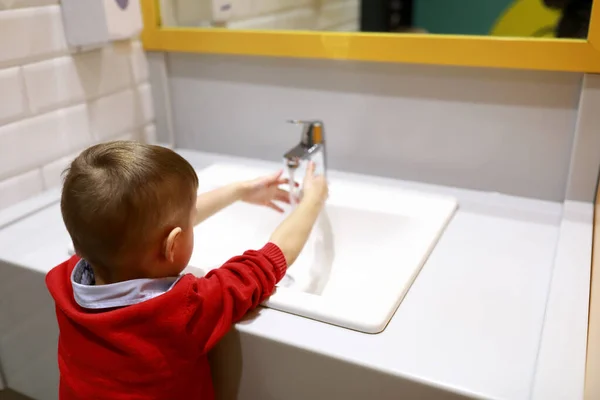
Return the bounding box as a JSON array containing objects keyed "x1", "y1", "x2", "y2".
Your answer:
[{"x1": 0, "y1": 150, "x2": 591, "y2": 400}]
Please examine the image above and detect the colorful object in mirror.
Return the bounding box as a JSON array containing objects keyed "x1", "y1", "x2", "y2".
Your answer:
[
  {"x1": 492, "y1": 0, "x2": 561, "y2": 37},
  {"x1": 492, "y1": 0, "x2": 592, "y2": 38}
]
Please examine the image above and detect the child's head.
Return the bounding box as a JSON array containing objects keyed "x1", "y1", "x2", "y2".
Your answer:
[{"x1": 61, "y1": 141, "x2": 199, "y2": 283}]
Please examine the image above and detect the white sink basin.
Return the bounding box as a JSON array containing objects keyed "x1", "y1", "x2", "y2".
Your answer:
[{"x1": 187, "y1": 163, "x2": 458, "y2": 333}]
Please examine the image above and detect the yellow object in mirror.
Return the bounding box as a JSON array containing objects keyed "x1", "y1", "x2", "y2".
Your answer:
[{"x1": 492, "y1": 0, "x2": 562, "y2": 38}]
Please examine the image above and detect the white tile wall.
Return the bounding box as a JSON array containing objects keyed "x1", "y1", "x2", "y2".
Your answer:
[
  {"x1": 21, "y1": 43, "x2": 136, "y2": 114},
  {"x1": 0, "y1": 105, "x2": 90, "y2": 180},
  {"x1": 227, "y1": 6, "x2": 317, "y2": 30},
  {"x1": 0, "y1": 67, "x2": 27, "y2": 124},
  {"x1": 136, "y1": 83, "x2": 155, "y2": 126},
  {"x1": 22, "y1": 57, "x2": 86, "y2": 113},
  {"x1": 0, "y1": 0, "x2": 58, "y2": 9},
  {"x1": 0, "y1": 6, "x2": 67, "y2": 67},
  {"x1": 114, "y1": 132, "x2": 138, "y2": 142},
  {"x1": 130, "y1": 40, "x2": 150, "y2": 84},
  {"x1": 143, "y1": 123, "x2": 158, "y2": 144},
  {"x1": 0, "y1": 170, "x2": 44, "y2": 210},
  {"x1": 317, "y1": 0, "x2": 359, "y2": 30},
  {"x1": 0, "y1": 1, "x2": 154, "y2": 211},
  {"x1": 248, "y1": 0, "x2": 313, "y2": 18},
  {"x1": 40, "y1": 153, "x2": 77, "y2": 189},
  {"x1": 168, "y1": 0, "x2": 360, "y2": 31},
  {"x1": 73, "y1": 42, "x2": 134, "y2": 99},
  {"x1": 88, "y1": 89, "x2": 137, "y2": 140}
]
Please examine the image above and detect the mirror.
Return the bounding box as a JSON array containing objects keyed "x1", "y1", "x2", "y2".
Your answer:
[{"x1": 159, "y1": 0, "x2": 593, "y2": 39}]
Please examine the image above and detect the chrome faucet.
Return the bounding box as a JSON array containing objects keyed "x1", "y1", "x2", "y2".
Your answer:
[
  {"x1": 283, "y1": 119, "x2": 327, "y2": 174},
  {"x1": 283, "y1": 120, "x2": 327, "y2": 204}
]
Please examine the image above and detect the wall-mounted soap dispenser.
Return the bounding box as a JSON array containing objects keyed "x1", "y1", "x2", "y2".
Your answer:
[{"x1": 61, "y1": 0, "x2": 143, "y2": 48}]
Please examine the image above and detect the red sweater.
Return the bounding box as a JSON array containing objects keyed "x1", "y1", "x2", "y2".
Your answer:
[{"x1": 46, "y1": 243, "x2": 287, "y2": 400}]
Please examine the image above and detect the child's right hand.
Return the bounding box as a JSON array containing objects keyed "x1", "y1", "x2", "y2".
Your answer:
[
  {"x1": 302, "y1": 161, "x2": 328, "y2": 206},
  {"x1": 269, "y1": 161, "x2": 329, "y2": 267}
]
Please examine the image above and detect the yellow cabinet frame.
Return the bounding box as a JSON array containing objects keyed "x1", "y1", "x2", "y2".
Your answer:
[{"x1": 141, "y1": 0, "x2": 600, "y2": 72}]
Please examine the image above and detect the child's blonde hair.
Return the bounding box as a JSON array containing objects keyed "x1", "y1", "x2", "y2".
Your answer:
[{"x1": 61, "y1": 141, "x2": 198, "y2": 270}]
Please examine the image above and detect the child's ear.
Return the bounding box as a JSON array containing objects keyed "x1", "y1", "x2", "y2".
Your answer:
[{"x1": 164, "y1": 227, "x2": 182, "y2": 263}]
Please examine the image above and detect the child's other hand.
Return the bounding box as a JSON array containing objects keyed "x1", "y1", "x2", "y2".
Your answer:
[
  {"x1": 302, "y1": 162, "x2": 328, "y2": 206},
  {"x1": 240, "y1": 170, "x2": 292, "y2": 213}
]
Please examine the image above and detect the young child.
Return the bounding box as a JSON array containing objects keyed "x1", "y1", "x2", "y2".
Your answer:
[{"x1": 45, "y1": 141, "x2": 328, "y2": 400}]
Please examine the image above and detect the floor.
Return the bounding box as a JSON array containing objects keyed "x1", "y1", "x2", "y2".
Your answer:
[{"x1": 0, "y1": 390, "x2": 33, "y2": 400}]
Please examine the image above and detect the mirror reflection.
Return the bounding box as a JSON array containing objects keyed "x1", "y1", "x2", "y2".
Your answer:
[{"x1": 159, "y1": 0, "x2": 593, "y2": 38}]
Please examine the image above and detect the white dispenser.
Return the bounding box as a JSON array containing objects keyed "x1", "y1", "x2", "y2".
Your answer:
[{"x1": 61, "y1": 0, "x2": 143, "y2": 48}]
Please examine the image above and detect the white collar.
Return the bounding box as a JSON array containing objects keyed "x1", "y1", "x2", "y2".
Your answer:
[{"x1": 71, "y1": 259, "x2": 182, "y2": 309}]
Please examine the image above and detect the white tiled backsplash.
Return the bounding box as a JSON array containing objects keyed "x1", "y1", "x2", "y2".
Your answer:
[
  {"x1": 167, "y1": 0, "x2": 360, "y2": 31},
  {"x1": 0, "y1": 3, "x2": 156, "y2": 211}
]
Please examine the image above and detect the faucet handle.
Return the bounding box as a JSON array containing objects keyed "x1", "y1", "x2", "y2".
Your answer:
[{"x1": 287, "y1": 120, "x2": 324, "y2": 147}]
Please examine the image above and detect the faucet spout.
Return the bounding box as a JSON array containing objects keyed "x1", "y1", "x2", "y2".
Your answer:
[
  {"x1": 283, "y1": 120, "x2": 327, "y2": 173},
  {"x1": 283, "y1": 120, "x2": 327, "y2": 204}
]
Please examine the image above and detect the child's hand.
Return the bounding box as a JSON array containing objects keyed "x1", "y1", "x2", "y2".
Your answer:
[
  {"x1": 268, "y1": 162, "x2": 328, "y2": 267},
  {"x1": 302, "y1": 162, "x2": 328, "y2": 206},
  {"x1": 240, "y1": 170, "x2": 293, "y2": 213}
]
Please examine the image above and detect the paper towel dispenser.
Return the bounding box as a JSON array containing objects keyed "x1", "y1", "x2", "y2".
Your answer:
[{"x1": 61, "y1": 0, "x2": 143, "y2": 48}]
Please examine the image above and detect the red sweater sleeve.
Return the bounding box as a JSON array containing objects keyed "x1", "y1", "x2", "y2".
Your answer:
[{"x1": 184, "y1": 242, "x2": 287, "y2": 353}]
